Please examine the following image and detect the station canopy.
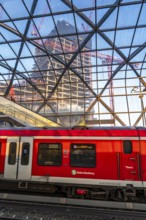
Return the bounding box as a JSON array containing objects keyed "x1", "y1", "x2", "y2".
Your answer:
[{"x1": 0, "y1": 0, "x2": 146, "y2": 127}]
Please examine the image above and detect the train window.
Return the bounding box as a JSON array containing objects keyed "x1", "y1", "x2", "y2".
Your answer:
[
  {"x1": 70, "y1": 144, "x2": 96, "y2": 168},
  {"x1": 0, "y1": 143, "x2": 1, "y2": 161},
  {"x1": 38, "y1": 143, "x2": 62, "y2": 166},
  {"x1": 8, "y1": 142, "x2": 17, "y2": 165},
  {"x1": 123, "y1": 140, "x2": 132, "y2": 154},
  {"x1": 21, "y1": 143, "x2": 30, "y2": 165}
]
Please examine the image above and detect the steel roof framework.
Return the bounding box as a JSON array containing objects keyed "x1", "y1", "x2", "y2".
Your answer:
[{"x1": 0, "y1": 0, "x2": 146, "y2": 127}]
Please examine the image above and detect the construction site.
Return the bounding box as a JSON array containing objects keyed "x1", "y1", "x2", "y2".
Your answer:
[{"x1": 0, "y1": 0, "x2": 146, "y2": 128}]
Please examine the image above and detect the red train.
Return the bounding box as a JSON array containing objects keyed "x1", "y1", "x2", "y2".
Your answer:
[{"x1": 0, "y1": 127, "x2": 146, "y2": 201}]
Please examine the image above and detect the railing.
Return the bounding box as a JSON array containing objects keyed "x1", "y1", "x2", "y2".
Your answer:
[{"x1": 0, "y1": 97, "x2": 60, "y2": 127}]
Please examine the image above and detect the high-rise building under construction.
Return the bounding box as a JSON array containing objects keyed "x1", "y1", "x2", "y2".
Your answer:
[{"x1": 32, "y1": 20, "x2": 92, "y2": 118}]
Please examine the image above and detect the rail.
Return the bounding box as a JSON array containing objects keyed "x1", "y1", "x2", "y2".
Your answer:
[{"x1": 0, "y1": 96, "x2": 60, "y2": 127}]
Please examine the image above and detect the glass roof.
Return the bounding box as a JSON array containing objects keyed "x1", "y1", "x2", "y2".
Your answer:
[{"x1": 0, "y1": 0, "x2": 146, "y2": 127}]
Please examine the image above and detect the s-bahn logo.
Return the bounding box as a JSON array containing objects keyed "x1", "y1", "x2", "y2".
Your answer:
[
  {"x1": 72, "y1": 170, "x2": 77, "y2": 176},
  {"x1": 71, "y1": 170, "x2": 95, "y2": 176}
]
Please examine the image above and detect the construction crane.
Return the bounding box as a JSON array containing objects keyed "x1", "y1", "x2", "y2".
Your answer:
[
  {"x1": 44, "y1": 36, "x2": 140, "y2": 123},
  {"x1": 81, "y1": 0, "x2": 95, "y2": 32},
  {"x1": 45, "y1": 38, "x2": 123, "y2": 106},
  {"x1": 31, "y1": 2, "x2": 50, "y2": 44},
  {"x1": 30, "y1": 0, "x2": 139, "y2": 120},
  {"x1": 80, "y1": 0, "x2": 117, "y2": 119}
]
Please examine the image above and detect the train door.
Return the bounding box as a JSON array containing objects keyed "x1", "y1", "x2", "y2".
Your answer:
[
  {"x1": 4, "y1": 137, "x2": 33, "y2": 180},
  {"x1": 121, "y1": 140, "x2": 139, "y2": 180},
  {"x1": 17, "y1": 137, "x2": 33, "y2": 180}
]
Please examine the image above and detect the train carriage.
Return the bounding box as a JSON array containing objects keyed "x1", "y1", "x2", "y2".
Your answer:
[{"x1": 0, "y1": 127, "x2": 146, "y2": 201}]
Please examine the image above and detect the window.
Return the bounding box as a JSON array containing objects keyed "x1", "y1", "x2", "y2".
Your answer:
[
  {"x1": 70, "y1": 144, "x2": 96, "y2": 167},
  {"x1": 8, "y1": 142, "x2": 17, "y2": 165},
  {"x1": 21, "y1": 143, "x2": 30, "y2": 165},
  {"x1": 0, "y1": 143, "x2": 1, "y2": 161},
  {"x1": 38, "y1": 143, "x2": 62, "y2": 166},
  {"x1": 123, "y1": 140, "x2": 132, "y2": 154}
]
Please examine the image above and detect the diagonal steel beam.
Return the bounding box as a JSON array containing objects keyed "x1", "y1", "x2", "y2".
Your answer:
[
  {"x1": 75, "y1": 0, "x2": 145, "y2": 118},
  {"x1": 60, "y1": 0, "x2": 128, "y2": 125},
  {"x1": 133, "y1": 106, "x2": 146, "y2": 126},
  {"x1": 0, "y1": 0, "x2": 125, "y2": 123},
  {"x1": 36, "y1": 0, "x2": 120, "y2": 112},
  {"x1": 35, "y1": 30, "x2": 95, "y2": 112},
  {"x1": 98, "y1": 97, "x2": 126, "y2": 126},
  {"x1": 2, "y1": 0, "x2": 38, "y2": 97},
  {"x1": 0, "y1": 22, "x2": 94, "y2": 109},
  {"x1": 100, "y1": 41, "x2": 146, "y2": 96},
  {"x1": 91, "y1": 1, "x2": 145, "y2": 95},
  {"x1": 86, "y1": 37, "x2": 146, "y2": 114},
  {"x1": 0, "y1": 61, "x2": 57, "y2": 114},
  {"x1": 84, "y1": 1, "x2": 146, "y2": 124},
  {"x1": 0, "y1": 23, "x2": 67, "y2": 68},
  {"x1": 1, "y1": 0, "x2": 144, "y2": 126},
  {"x1": 61, "y1": 0, "x2": 95, "y2": 29},
  {"x1": 61, "y1": 0, "x2": 120, "y2": 29}
]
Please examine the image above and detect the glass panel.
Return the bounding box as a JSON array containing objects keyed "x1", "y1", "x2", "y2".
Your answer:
[
  {"x1": 24, "y1": 0, "x2": 33, "y2": 12},
  {"x1": 21, "y1": 143, "x2": 30, "y2": 165},
  {"x1": 82, "y1": 10, "x2": 96, "y2": 25},
  {"x1": 73, "y1": 0, "x2": 95, "y2": 9},
  {"x1": 0, "y1": 27, "x2": 21, "y2": 41},
  {"x1": 75, "y1": 14, "x2": 93, "y2": 33},
  {"x1": 0, "y1": 44, "x2": 16, "y2": 59},
  {"x1": 34, "y1": 0, "x2": 50, "y2": 16},
  {"x1": 38, "y1": 143, "x2": 62, "y2": 166},
  {"x1": 54, "y1": 15, "x2": 76, "y2": 35},
  {"x1": 138, "y1": 3, "x2": 146, "y2": 25},
  {"x1": 117, "y1": 4, "x2": 141, "y2": 27},
  {"x1": 14, "y1": 20, "x2": 28, "y2": 34},
  {"x1": 49, "y1": 0, "x2": 70, "y2": 13},
  {"x1": 133, "y1": 28, "x2": 146, "y2": 46},
  {"x1": 96, "y1": 0, "x2": 116, "y2": 6},
  {"x1": 115, "y1": 29, "x2": 135, "y2": 47},
  {"x1": 2, "y1": 0, "x2": 29, "y2": 19},
  {"x1": 101, "y1": 9, "x2": 118, "y2": 29},
  {"x1": 70, "y1": 144, "x2": 96, "y2": 167},
  {"x1": 0, "y1": 143, "x2": 1, "y2": 160},
  {"x1": 123, "y1": 140, "x2": 132, "y2": 154},
  {"x1": 8, "y1": 142, "x2": 17, "y2": 165}
]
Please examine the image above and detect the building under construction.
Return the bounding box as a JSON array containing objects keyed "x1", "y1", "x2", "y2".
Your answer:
[
  {"x1": 9, "y1": 20, "x2": 92, "y2": 126},
  {"x1": 32, "y1": 20, "x2": 92, "y2": 109}
]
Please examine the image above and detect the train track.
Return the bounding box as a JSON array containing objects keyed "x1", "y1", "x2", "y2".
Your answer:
[
  {"x1": 0, "y1": 192, "x2": 146, "y2": 219},
  {"x1": 0, "y1": 191, "x2": 146, "y2": 211},
  {"x1": 0, "y1": 200, "x2": 146, "y2": 220}
]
